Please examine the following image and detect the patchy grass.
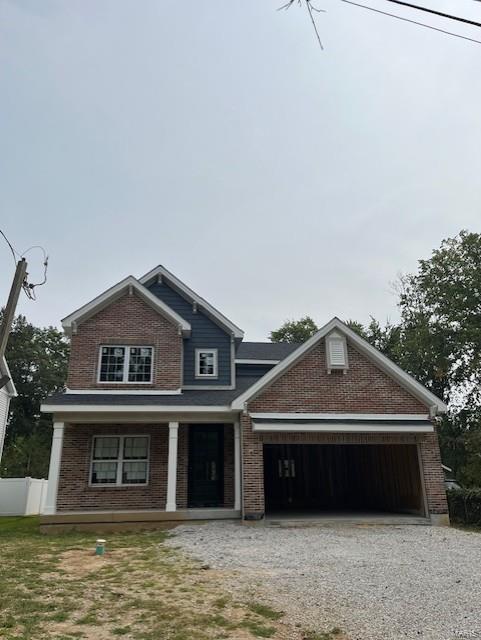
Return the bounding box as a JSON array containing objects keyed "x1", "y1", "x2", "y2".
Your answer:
[
  {"x1": 452, "y1": 523, "x2": 481, "y2": 534},
  {"x1": 0, "y1": 517, "x2": 303, "y2": 640},
  {"x1": 303, "y1": 628, "x2": 345, "y2": 640},
  {"x1": 248, "y1": 603, "x2": 283, "y2": 621}
]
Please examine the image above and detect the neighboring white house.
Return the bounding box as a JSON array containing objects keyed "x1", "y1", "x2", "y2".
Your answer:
[{"x1": 0, "y1": 357, "x2": 17, "y2": 464}]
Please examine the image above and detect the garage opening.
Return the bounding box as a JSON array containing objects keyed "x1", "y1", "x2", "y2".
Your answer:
[{"x1": 263, "y1": 443, "x2": 425, "y2": 516}]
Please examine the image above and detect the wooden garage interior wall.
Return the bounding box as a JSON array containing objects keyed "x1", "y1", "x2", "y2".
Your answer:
[{"x1": 263, "y1": 442, "x2": 424, "y2": 514}]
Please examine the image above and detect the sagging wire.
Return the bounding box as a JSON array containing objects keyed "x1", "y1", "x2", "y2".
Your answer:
[
  {"x1": 0, "y1": 228, "x2": 49, "y2": 301},
  {"x1": 21, "y1": 246, "x2": 49, "y2": 301}
]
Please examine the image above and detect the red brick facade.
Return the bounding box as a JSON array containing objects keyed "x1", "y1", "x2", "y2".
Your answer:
[
  {"x1": 57, "y1": 423, "x2": 235, "y2": 512},
  {"x1": 249, "y1": 341, "x2": 427, "y2": 414},
  {"x1": 241, "y1": 338, "x2": 448, "y2": 519},
  {"x1": 57, "y1": 325, "x2": 447, "y2": 523},
  {"x1": 57, "y1": 423, "x2": 169, "y2": 512},
  {"x1": 66, "y1": 291, "x2": 182, "y2": 390}
]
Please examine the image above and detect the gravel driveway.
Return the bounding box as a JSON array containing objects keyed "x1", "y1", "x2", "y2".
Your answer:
[{"x1": 169, "y1": 522, "x2": 481, "y2": 640}]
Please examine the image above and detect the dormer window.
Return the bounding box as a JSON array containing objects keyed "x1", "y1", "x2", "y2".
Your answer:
[
  {"x1": 98, "y1": 346, "x2": 153, "y2": 383},
  {"x1": 325, "y1": 332, "x2": 348, "y2": 374},
  {"x1": 195, "y1": 349, "x2": 218, "y2": 378}
]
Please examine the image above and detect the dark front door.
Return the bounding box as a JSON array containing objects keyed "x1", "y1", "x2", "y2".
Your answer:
[{"x1": 188, "y1": 425, "x2": 224, "y2": 508}]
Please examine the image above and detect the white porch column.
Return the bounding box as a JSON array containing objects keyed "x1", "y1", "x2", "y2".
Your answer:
[
  {"x1": 234, "y1": 421, "x2": 241, "y2": 512},
  {"x1": 42, "y1": 421, "x2": 64, "y2": 515},
  {"x1": 166, "y1": 422, "x2": 179, "y2": 512}
]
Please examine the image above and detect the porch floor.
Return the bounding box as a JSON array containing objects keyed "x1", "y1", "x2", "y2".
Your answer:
[{"x1": 40, "y1": 508, "x2": 241, "y2": 532}]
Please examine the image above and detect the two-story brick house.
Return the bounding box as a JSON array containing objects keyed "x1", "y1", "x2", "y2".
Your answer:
[{"x1": 40, "y1": 265, "x2": 449, "y2": 530}]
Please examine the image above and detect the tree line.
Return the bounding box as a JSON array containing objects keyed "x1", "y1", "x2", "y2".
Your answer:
[
  {"x1": 272, "y1": 230, "x2": 481, "y2": 487},
  {"x1": 1, "y1": 230, "x2": 480, "y2": 486}
]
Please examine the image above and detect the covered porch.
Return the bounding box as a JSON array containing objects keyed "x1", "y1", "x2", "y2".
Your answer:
[{"x1": 40, "y1": 410, "x2": 242, "y2": 531}]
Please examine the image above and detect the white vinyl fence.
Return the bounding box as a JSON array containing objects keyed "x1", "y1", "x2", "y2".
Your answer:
[{"x1": 0, "y1": 478, "x2": 48, "y2": 516}]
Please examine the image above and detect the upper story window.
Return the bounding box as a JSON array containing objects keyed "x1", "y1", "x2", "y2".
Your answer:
[
  {"x1": 98, "y1": 346, "x2": 153, "y2": 383},
  {"x1": 195, "y1": 349, "x2": 218, "y2": 378},
  {"x1": 90, "y1": 435, "x2": 149, "y2": 485}
]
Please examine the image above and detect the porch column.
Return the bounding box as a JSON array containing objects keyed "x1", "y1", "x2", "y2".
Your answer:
[
  {"x1": 234, "y1": 421, "x2": 241, "y2": 511},
  {"x1": 166, "y1": 422, "x2": 179, "y2": 512},
  {"x1": 42, "y1": 421, "x2": 64, "y2": 515}
]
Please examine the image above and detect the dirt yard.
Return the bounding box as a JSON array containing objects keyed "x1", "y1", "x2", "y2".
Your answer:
[{"x1": 0, "y1": 517, "x2": 338, "y2": 640}]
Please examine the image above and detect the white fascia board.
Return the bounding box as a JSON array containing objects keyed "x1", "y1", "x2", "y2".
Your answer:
[
  {"x1": 139, "y1": 265, "x2": 244, "y2": 339},
  {"x1": 252, "y1": 422, "x2": 434, "y2": 434},
  {"x1": 235, "y1": 359, "x2": 280, "y2": 365},
  {"x1": 1, "y1": 357, "x2": 17, "y2": 396},
  {"x1": 65, "y1": 388, "x2": 182, "y2": 395},
  {"x1": 61, "y1": 276, "x2": 191, "y2": 337},
  {"x1": 40, "y1": 403, "x2": 233, "y2": 413},
  {"x1": 232, "y1": 317, "x2": 447, "y2": 414},
  {"x1": 249, "y1": 412, "x2": 430, "y2": 421}
]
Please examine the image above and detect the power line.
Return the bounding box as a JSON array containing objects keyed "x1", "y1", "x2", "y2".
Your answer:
[
  {"x1": 341, "y1": 0, "x2": 481, "y2": 45},
  {"x1": 382, "y1": 0, "x2": 481, "y2": 29},
  {"x1": 0, "y1": 229, "x2": 19, "y2": 266},
  {"x1": 0, "y1": 228, "x2": 49, "y2": 300}
]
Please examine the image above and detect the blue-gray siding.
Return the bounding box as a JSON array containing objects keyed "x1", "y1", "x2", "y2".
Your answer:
[{"x1": 147, "y1": 280, "x2": 232, "y2": 386}]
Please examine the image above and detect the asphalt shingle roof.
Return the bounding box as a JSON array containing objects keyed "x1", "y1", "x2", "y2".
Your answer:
[
  {"x1": 236, "y1": 341, "x2": 300, "y2": 361},
  {"x1": 43, "y1": 376, "x2": 261, "y2": 407}
]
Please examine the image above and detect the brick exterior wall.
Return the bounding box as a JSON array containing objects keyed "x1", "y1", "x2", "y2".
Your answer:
[
  {"x1": 66, "y1": 291, "x2": 182, "y2": 390},
  {"x1": 57, "y1": 423, "x2": 235, "y2": 512},
  {"x1": 241, "y1": 338, "x2": 448, "y2": 520},
  {"x1": 419, "y1": 432, "x2": 449, "y2": 514},
  {"x1": 57, "y1": 330, "x2": 447, "y2": 521},
  {"x1": 57, "y1": 423, "x2": 169, "y2": 512},
  {"x1": 249, "y1": 341, "x2": 427, "y2": 414}
]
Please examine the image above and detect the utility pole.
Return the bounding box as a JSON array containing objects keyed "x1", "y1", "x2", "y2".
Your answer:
[{"x1": 0, "y1": 258, "x2": 28, "y2": 390}]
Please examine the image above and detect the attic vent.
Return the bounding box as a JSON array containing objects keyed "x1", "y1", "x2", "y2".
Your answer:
[{"x1": 326, "y1": 332, "x2": 348, "y2": 374}]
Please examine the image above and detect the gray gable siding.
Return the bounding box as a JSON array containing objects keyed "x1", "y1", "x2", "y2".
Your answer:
[{"x1": 147, "y1": 280, "x2": 232, "y2": 386}]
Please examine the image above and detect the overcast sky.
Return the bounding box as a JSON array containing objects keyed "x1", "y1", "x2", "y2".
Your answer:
[{"x1": 1, "y1": 0, "x2": 480, "y2": 341}]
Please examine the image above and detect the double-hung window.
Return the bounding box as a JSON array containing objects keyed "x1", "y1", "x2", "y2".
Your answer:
[
  {"x1": 98, "y1": 346, "x2": 153, "y2": 383},
  {"x1": 195, "y1": 349, "x2": 218, "y2": 378},
  {"x1": 90, "y1": 435, "x2": 149, "y2": 485}
]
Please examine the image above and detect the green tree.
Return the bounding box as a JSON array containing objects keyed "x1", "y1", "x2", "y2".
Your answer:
[
  {"x1": 1, "y1": 314, "x2": 69, "y2": 478},
  {"x1": 397, "y1": 231, "x2": 481, "y2": 485},
  {"x1": 346, "y1": 317, "x2": 402, "y2": 362},
  {"x1": 399, "y1": 230, "x2": 481, "y2": 407},
  {"x1": 269, "y1": 232, "x2": 481, "y2": 485},
  {"x1": 270, "y1": 316, "x2": 319, "y2": 343}
]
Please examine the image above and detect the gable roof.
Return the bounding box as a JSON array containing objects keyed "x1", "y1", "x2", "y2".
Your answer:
[
  {"x1": 1, "y1": 357, "x2": 17, "y2": 397},
  {"x1": 139, "y1": 265, "x2": 244, "y2": 339},
  {"x1": 236, "y1": 342, "x2": 300, "y2": 362},
  {"x1": 232, "y1": 317, "x2": 448, "y2": 414},
  {"x1": 62, "y1": 276, "x2": 191, "y2": 337}
]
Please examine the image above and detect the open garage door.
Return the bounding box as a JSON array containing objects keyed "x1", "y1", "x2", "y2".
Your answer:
[{"x1": 264, "y1": 443, "x2": 425, "y2": 516}]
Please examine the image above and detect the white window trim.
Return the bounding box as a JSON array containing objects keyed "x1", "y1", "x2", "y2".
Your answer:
[
  {"x1": 195, "y1": 348, "x2": 218, "y2": 379},
  {"x1": 89, "y1": 434, "x2": 150, "y2": 487},
  {"x1": 97, "y1": 345, "x2": 154, "y2": 384}
]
